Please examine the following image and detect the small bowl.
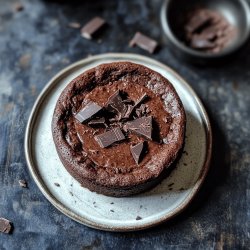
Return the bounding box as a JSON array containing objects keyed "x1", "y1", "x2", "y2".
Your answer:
[{"x1": 161, "y1": 0, "x2": 250, "y2": 62}]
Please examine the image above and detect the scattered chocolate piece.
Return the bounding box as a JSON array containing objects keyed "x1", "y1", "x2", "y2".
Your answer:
[
  {"x1": 81, "y1": 17, "x2": 106, "y2": 40},
  {"x1": 110, "y1": 202, "x2": 114, "y2": 204},
  {"x1": 125, "y1": 116, "x2": 153, "y2": 140},
  {"x1": 18, "y1": 180, "x2": 27, "y2": 188},
  {"x1": 75, "y1": 102, "x2": 102, "y2": 123},
  {"x1": 168, "y1": 183, "x2": 174, "y2": 187},
  {"x1": 130, "y1": 141, "x2": 145, "y2": 165},
  {"x1": 88, "y1": 117, "x2": 106, "y2": 127},
  {"x1": 106, "y1": 90, "x2": 128, "y2": 120},
  {"x1": 68, "y1": 22, "x2": 81, "y2": 29},
  {"x1": 0, "y1": 218, "x2": 12, "y2": 234},
  {"x1": 129, "y1": 32, "x2": 158, "y2": 54},
  {"x1": 136, "y1": 216, "x2": 142, "y2": 220},
  {"x1": 94, "y1": 127, "x2": 125, "y2": 148},
  {"x1": 110, "y1": 210, "x2": 114, "y2": 212},
  {"x1": 54, "y1": 183, "x2": 60, "y2": 187}
]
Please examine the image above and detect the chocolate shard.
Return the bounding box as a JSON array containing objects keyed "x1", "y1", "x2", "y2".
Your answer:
[
  {"x1": 190, "y1": 37, "x2": 216, "y2": 49},
  {"x1": 123, "y1": 93, "x2": 149, "y2": 119},
  {"x1": 106, "y1": 90, "x2": 127, "y2": 119},
  {"x1": 18, "y1": 179, "x2": 27, "y2": 188},
  {"x1": 75, "y1": 101, "x2": 102, "y2": 123},
  {"x1": 129, "y1": 32, "x2": 158, "y2": 54},
  {"x1": 81, "y1": 17, "x2": 106, "y2": 40},
  {"x1": 134, "y1": 93, "x2": 148, "y2": 108},
  {"x1": 123, "y1": 104, "x2": 134, "y2": 119},
  {"x1": 130, "y1": 141, "x2": 145, "y2": 165},
  {"x1": 88, "y1": 117, "x2": 106, "y2": 127},
  {"x1": 185, "y1": 11, "x2": 212, "y2": 33},
  {"x1": 125, "y1": 116, "x2": 153, "y2": 140},
  {"x1": 94, "y1": 127, "x2": 125, "y2": 148},
  {"x1": 0, "y1": 218, "x2": 12, "y2": 234}
]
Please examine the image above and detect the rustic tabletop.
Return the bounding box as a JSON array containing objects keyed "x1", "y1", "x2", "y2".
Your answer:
[{"x1": 0, "y1": 0, "x2": 249, "y2": 249}]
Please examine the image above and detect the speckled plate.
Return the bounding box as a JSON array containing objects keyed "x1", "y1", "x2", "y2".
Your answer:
[{"x1": 25, "y1": 53, "x2": 212, "y2": 231}]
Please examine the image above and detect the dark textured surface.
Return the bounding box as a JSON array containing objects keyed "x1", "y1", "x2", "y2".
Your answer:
[{"x1": 0, "y1": 0, "x2": 249, "y2": 249}]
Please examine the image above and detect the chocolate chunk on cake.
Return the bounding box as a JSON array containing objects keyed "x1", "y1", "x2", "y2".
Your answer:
[{"x1": 52, "y1": 62, "x2": 186, "y2": 197}]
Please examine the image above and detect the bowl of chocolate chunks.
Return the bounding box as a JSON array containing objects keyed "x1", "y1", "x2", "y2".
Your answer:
[{"x1": 161, "y1": 0, "x2": 250, "y2": 62}]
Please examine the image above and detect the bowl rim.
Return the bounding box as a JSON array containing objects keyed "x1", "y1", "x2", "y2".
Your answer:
[{"x1": 161, "y1": 0, "x2": 250, "y2": 58}]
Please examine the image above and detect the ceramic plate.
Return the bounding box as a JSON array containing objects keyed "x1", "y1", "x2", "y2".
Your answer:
[{"x1": 25, "y1": 53, "x2": 212, "y2": 231}]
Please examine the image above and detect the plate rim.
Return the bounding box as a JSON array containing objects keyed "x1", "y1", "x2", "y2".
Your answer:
[{"x1": 24, "y1": 53, "x2": 212, "y2": 232}]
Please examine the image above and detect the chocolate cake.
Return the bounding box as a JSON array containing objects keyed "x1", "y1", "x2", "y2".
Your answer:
[{"x1": 52, "y1": 62, "x2": 186, "y2": 197}]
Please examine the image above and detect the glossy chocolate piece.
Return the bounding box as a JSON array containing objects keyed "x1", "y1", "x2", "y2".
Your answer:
[
  {"x1": 125, "y1": 116, "x2": 153, "y2": 140},
  {"x1": 129, "y1": 32, "x2": 158, "y2": 54},
  {"x1": 130, "y1": 141, "x2": 145, "y2": 165},
  {"x1": 75, "y1": 101, "x2": 102, "y2": 123},
  {"x1": 94, "y1": 127, "x2": 125, "y2": 148},
  {"x1": 81, "y1": 17, "x2": 106, "y2": 39},
  {"x1": 0, "y1": 218, "x2": 12, "y2": 234}
]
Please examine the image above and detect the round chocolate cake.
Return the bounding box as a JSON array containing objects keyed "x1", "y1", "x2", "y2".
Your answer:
[{"x1": 52, "y1": 62, "x2": 186, "y2": 197}]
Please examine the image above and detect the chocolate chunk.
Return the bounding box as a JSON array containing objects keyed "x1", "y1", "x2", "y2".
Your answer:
[
  {"x1": 130, "y1": 141, "x2": 145, "y2": 165},
  {"x1": 190, "y1": 37, "x2": 215, "y2": 49},
  {"x1": 81, "y1": 17, "x2": 106, "y2": 39},
  {"x1": 135, "y1": 104, "x2": 150, "y2": 118},
  {"x1": 54, "y1": 183, "x2": 60, "y2": 187},
  {"x1": 106, "y1": 90, "x2": 127, "y2": 119},
  {"x1": 75, "y1": 102, "x2": 102, "y2": 123},
  {"x1": 68, "y1": 22, "x2": 81, "y2": 29},
  {"x1": 136, "y1": 216, "x2": 142, "y2": 220},
  {"x1": 123, "y1": 104, "x2": 134, "y2": 119},
  {"x1": 125, "y1": 116, "x2": 153, "y2": 140},
  {"x1": 18, "y1": 180, "x2": 27, "y2": 188},
  {"x1": 0, "y1": 218, "x2": 12, "y2": 234},
  {"x1": 94, "y1": 127, "x2": 125, "y2": 148},
  {"x1": 134, "y1": 93, "x2": 148, "y2": 108},
  {"x1": 185, "y1": 11, "x2": 212, "y2": 33},
  {"x1": 88, "y1": 117, "x2": 106, "y2": 127},
  {"x1": 129, "y1": 32, "x2": 158, "y2": 54},
  {"x1": 123, "y1": 93, "x2": 149, "y2": 118}
]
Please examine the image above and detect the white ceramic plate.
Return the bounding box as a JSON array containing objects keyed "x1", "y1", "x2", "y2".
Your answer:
[{"x1": 25, "y1": 53, "x2": 212, "y2": 231}]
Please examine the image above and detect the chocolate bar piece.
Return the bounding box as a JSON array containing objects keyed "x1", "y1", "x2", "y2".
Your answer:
[
  {"x1": 125, "y1": 116, "x2": 153, "y2": 140},
  {"x1": 185, "y1": 11, "x2": 212, "y2": 33},
  {"x1": 75, "y1": 102, "x2": 102, "y2": 123},
  {"x1": 123, "y1": 93, "x2": 149, "y2": 118},
  {"x1": 129, "y1": 32, "x2": 158, "y2": 54},
  {"x1": 0, "y1": 218, "x2": 12, "y2": 234},
  {"x1": 94, "y1": 127, "x2": 125, "y2": 148},
  {"x1": 18, "y1": 179, "x2": 27, "y2": 188},
  {"x1": 130, "y1": 141, "x2": 145, "y2": 165},
  {"x1": 88, "y1": 117, "x2": 106, "y2": 127},
  {"x1": 190, "y1": 37, "x2": 215, "y2": 49},
  {"x1": 81, "y1": 17, "x2": 106, "y2": 39},
  {"x1": 106, "y1": 90, "x2": 128, "y2": 119}
]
